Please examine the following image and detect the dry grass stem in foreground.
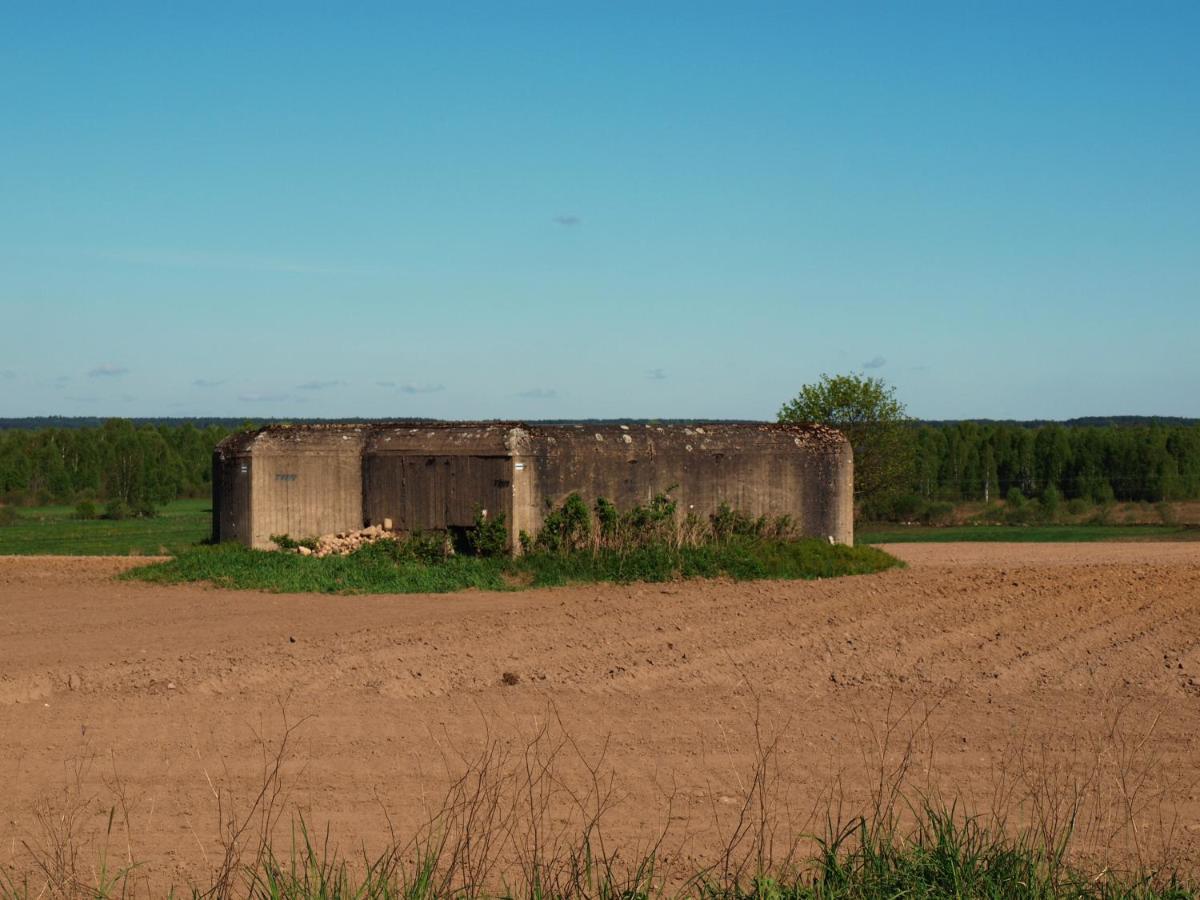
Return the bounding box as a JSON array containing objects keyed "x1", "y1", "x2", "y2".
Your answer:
[{"x1": 2, "y1": 698, "x2": 1194, "y2": 899}]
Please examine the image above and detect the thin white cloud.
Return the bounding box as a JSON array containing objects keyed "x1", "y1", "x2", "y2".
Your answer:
[
  {"x1": 646, "y1": 368, "x2": 667, "y2": 381},
  {"x1": 552, "y1": 215, "x2": 581, "y2": 227},
  {"x1": 193, "y1": 378, "x2": 225, "y2": 388},
  {"x1": 378, "y1": 382, "x2": 445, "y2": 394},
  {"x1": 239, "y1": 392, "x2": 290, "y2": 403},
  {"x1": 89, "y1": 363, "x2": 129, "y2": 378},
  {"x1": 518, "y1": 387, "x2": 558, "y2": 400},
  {"x1": 296, "y1": 379, "x2": 343, "y2": 391},
  {"x1": 0, "y1": 370, "x2": 15, "y2": 380},
  {"x1": 862, "y1": 356, "x2": 886, "y2": 370}
]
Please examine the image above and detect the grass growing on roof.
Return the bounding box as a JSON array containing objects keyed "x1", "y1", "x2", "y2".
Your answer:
[{"x1": 125, "y1": 537, "x2": 900, "y2": 594}]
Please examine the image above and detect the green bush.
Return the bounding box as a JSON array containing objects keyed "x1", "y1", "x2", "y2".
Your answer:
[
  {"x1": 889, "y1": 493, "x2": 926, "y2": 521},
  {"x1": 536, "y1": 493, "x2": 593, "y2": 552},
  {"x1": 1002, "y1": 488, "x2": 1043, "y2": 524},
  {"x1": 920, "y1": 500, "x2": 955, "y2": 525},
  {"x1": 711, "y1": 502, "x2": 767, "y2": 540},
  {"x1": 594, "y1": 496, "x2": 619, "y2": 539},
  {"x1": 466, "y1": 507, "x2": 508, "y2": 557},
  {"x1": 623, "y1": 489, "x2": 678, "y2": 540},
  {"x1": 0, "y1": 506, "x2": 21, "y2": 527},
  {"x1": 104, "y1": 499, "x2": 134, "y2": 521},
  {"x1": 393, "y1": 531, "x2": 453, "y2": 564},
  {"x1": 73, "y1": 500, "x2": 98, "y2": 520},
  {"x1": 102, "y1": 498, "x2": 159, "y2": 520},
  {"x1": 1041, "y1": 485, "x2": 1062, "y2": 522},
  {"x1": 1065, "y1": 497, "x2": 1090, "y2": 516}
]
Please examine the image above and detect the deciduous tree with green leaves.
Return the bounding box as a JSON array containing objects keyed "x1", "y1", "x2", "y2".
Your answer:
[{"x1": 778, "y1": 373, "x2": 915, "y2": 515}]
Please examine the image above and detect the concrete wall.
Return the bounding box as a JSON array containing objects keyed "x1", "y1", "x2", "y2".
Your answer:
[
  {"x1": 213, "y1": 422, "x2": 853, "y2": 549},
  {"x1": 514, "y1": 424, "x2": 853, "y2": 545},
  {"x1": 215, "y1": 427, "x2": 367, "y2": 548}
]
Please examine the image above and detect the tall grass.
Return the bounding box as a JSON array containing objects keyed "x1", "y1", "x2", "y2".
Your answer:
[{"x1": 124, "y1": 537, "x2": 900, "y2": 594}]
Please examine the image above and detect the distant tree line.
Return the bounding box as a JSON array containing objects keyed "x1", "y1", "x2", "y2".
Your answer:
[
  {"x1": 906, "y1": 421, "x2": 1200, "y2": 504},
  {"x1": 2, "y1": 418, "x2": 1199, "y2": 511},
  {"x1": 0, "y1": 420, "x2": 231, "y2": 508}
]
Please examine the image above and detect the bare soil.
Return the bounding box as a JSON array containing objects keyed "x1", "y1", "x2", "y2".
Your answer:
[{"x1": 2, "y1": 544, "x2": 1200, "y2": 889}]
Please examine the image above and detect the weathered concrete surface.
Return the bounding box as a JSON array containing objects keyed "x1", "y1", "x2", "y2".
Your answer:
[
  {"x1": 213, "y1": 422, "x2": 853, "y2": 549},
  {"x1": 214, "y1": 426, "x2": 368, "y2": 548},
  {"x1": 513, "y1": 423, "x2": 852, "y2": 546}
]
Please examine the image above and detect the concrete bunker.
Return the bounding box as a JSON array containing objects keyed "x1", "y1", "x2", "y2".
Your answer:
[{"x1": 213, "y1": 422, "x2": 854, "y2": 549}]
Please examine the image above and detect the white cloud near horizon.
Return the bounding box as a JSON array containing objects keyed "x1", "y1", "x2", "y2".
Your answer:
[
  {"x1": 296, "y1": 380, "x2": 344, "y2": 391},
  {"x1": 89, "y1": 363, "x2": 128, "y2": 377},
  {"x1": 377, "y1": 382, "x2": 445, "y2": 394}
]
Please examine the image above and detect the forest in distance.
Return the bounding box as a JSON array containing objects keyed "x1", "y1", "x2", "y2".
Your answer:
[{"x1": 1, "y1": 417, "x2": 1199, "y2": 514}]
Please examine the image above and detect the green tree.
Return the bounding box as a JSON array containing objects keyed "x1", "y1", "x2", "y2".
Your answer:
[{"x1": 778, "y1": 373, "x2": 914, "y2": 514}]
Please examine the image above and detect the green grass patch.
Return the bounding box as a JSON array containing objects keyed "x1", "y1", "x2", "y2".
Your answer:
[
  {"x1": 3, "y1": 802, "x2": 1192, "y2": 899},
  {"x1": 220, "y1": 810, "x2": 1200, "y2": 899},
  {"x1": 858, "y1": 523, "x2": 1195, "y2": 544},
  {"x1": 0, "y1": 498, "x2": 210, "y2": 555},
  {"x1": 125, "y1": 537, "x2": 901, "y2": 594}
]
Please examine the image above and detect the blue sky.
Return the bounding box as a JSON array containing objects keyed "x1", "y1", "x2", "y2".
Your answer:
[{"x1": 2, "y1": 2, "x2": 1197, "y2": 420}]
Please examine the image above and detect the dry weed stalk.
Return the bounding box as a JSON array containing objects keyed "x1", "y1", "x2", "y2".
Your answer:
[{"x1": 4, "y1": 693, "x2": 1195, "y2": 898}]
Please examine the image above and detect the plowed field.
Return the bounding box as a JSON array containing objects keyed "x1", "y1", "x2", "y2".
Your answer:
[{"x1": 2, "y1": 544, "x2": 1199, "y2": 888}]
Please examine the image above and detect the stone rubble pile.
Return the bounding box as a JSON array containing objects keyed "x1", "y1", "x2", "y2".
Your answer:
[{"x1": 291, "y1": 519, "x2": 396, "y2": 558}]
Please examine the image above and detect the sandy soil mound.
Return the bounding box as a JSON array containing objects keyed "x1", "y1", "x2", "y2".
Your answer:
[{"x1": 1, "y1": 543, "x2": 1198, "y2": 890}]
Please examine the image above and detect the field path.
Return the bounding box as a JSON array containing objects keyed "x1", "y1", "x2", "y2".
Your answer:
[{"x1": 2, "y1": 544, "x2": 1199, "y2": 889}]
